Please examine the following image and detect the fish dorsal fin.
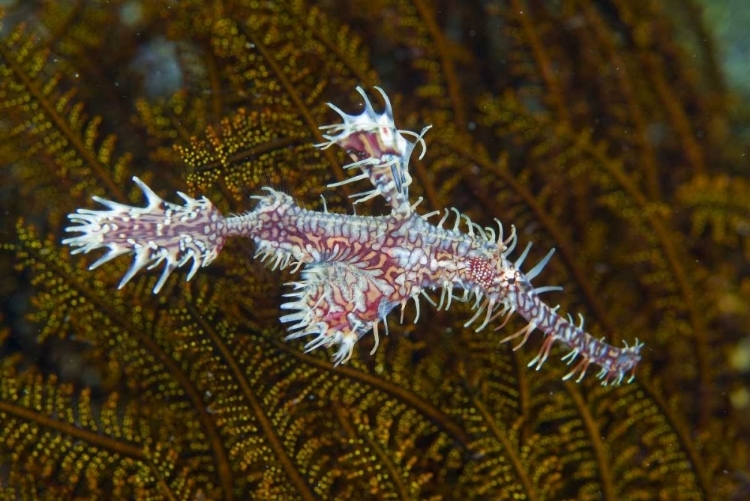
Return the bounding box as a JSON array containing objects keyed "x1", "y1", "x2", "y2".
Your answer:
[{"x1": 316, "y1": 86, "x2": 430, "y2": 217}]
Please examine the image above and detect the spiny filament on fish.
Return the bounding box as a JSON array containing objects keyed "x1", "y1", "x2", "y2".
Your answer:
[{"x1": 63, "y1": 87, "x2": 643, "y2": 386}]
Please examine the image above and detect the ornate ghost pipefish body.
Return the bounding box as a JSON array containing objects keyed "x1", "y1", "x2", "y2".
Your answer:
[{"x1": 63, "y1": 87, "x2": 643, "y2": 386}]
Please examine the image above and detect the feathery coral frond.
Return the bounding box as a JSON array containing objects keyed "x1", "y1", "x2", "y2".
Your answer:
[{"x1": 0, "y1": 1, "x2": 746, "y2": 499}]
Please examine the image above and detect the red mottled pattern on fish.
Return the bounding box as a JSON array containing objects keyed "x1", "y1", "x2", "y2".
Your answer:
[{"x1": 63, "y1": 87, "x2": 643, "y2": 386}]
